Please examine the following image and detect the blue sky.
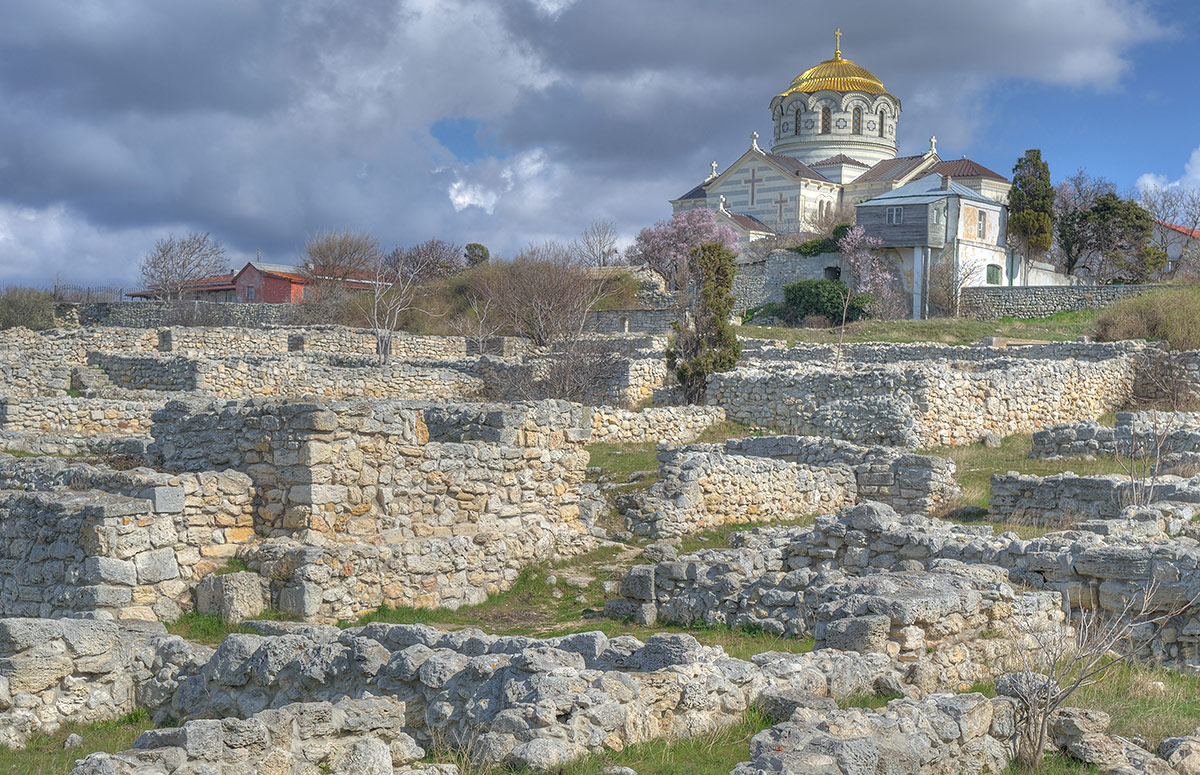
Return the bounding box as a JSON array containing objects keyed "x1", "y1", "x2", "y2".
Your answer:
[{"x1": 0, "y1": 0, "x2": 1197, "y2": 288}]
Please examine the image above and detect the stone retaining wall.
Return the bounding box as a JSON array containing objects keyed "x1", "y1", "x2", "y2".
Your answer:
[
  {"x1": 960, "y1": 284, "x2": 1158, "y2": 320},
  {"x1": 0, "y1": 397, "x2": 158, "y2": 436},
  {"x1": 588, "y1": 405, "x2": 726, "y2": 444},
  {"x1": 707, "y1": 356, "x2": 1135, "y2": 447}
]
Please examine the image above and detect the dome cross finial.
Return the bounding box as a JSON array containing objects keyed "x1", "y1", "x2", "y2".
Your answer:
[{"x1": 834, "y1": 27, "x2": 842, "y2": 59}]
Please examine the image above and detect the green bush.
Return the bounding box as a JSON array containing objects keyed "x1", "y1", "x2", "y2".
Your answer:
[
  {"x1": 0, "y1": 287, "x2": 55, "y2": 330},
  {"x1": 1094, "y1": 287, "x2": 1200, "y2": 350},
  {"x1": 787, "y1": 223, "x2": 853, "y2": 256},
  {"x1": 780, "y1": 278, "x2": 870, "y2": 326}
]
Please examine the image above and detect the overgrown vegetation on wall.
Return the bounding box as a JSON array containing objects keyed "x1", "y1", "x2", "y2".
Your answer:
[
  {"x1": 778, "y1": 278, "x2": 871, "y2": 326},
  {"x1": 1094, "y1": 287, "x2": 1200, "y2": 350},
  {"x1": 0, "y1": 287, "x2": 55, "y2": 330}
]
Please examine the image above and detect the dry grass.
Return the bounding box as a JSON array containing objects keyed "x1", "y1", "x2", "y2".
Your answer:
[{"x1": 1094, "y1": 287, "x2": 1200, "y2": 350}]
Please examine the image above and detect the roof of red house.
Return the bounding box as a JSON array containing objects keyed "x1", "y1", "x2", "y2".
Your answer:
[
  {"x1": 1160, "y1": 221, "x2": 1200, "y2": 239},
  {"x1": 127, "y1": 272, "x2": 235, "y2": 298}
]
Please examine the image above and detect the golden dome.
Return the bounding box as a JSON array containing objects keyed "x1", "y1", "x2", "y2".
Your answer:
[{"x1": 779, "y1": 35, "x2": 891, "y2": 98}]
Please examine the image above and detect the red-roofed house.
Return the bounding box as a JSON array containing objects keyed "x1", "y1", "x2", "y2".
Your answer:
[{"x1": 127, "y1": 271, "x2": 237, "y2": 301}]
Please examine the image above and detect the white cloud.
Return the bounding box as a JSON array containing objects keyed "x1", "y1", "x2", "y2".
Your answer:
[{"x1": 1137, "y1": 146, "x2": 1200, "y2": 192}]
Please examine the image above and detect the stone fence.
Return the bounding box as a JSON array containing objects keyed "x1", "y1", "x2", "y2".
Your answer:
[
  {"x1": 588, "y1": 405, "x2": 726, "y2": 444},
  {"x1": 0, "y1": 396, "x2": 158, "y2": 437},
  {"x1": 706, "y1": 356, "x2": 1134, "y2": 447},
  {"x1": 738, "y1": 338, "x2": 1149, "y2": 365},
  {"x1": 960, "y1": 284, "x2": 1158, "y2": 319}
]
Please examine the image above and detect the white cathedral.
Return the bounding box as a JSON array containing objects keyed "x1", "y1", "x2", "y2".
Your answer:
[{"x1": 670, "y1": 31, "x2": 1012, "y2": 241}]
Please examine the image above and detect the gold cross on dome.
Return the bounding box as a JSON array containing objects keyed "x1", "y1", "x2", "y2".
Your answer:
[{"x1": 834, "y1": 27, "x2": 842, "y2": 57}]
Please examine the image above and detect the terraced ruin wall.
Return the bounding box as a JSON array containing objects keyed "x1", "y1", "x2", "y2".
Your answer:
[
  {"x1": 1031, "y1": 412, "x2": 1200, "y2": 459},
  {"x1": 960, "y1": 284, "x2": 1158, "y2": 319}
]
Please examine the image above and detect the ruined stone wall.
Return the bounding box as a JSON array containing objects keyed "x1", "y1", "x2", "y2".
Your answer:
[
  {"x1": 0, "y1": 397, "x2": 158, "y2": 437},
  {"x1": 960, "y1": 284, "x2": 1158, "y2": 320},
  {"x1": 588, "y1": 405, "x2": 726, "y2": 444},
  {"x1": 707, "y1": 356, "x2": 1135, "y2": 447},
  {"x1": 0, "y1": 619, "x2": 187, "y2": 749},
  {"x1": 617, "y1": 502, "x2": 1200, "y2": 667},
  {"x1": 1031, "y1": 412, "x2": 1200, "y2": 459},
  {"x1": 738, "y1": 338, "x2": 1149, "y2": 365},
  {"x1": 0, "y1": 327, "x2": 158, "y2": 365},
  {"x1": 725, "y1": 435, "x2": 958, "y2": 514},
  {"x1": 625, "y1": 444, "x2": 857, "y2": 538},
  {"x1": 72, "y1": 697, "x2": 435, "y2": 775},
  {"x1": 0, "y1": 455, "x2": 258, "y2": 619},
  {"x1": 988, "y1": 471, "x2": 1200, "y2": 525},
  {"x1": 0, "y1": 353, "x2": 70, "y2": 397},
  {"x1": 89, "y1": 352, "x2": 484, "y2": 400},
  {"x1": 147, "y1": 399, "x2": 596, "y2": 616}
]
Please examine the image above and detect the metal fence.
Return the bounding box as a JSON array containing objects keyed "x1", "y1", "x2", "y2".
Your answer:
[{"x1": 52, "y1": 284, "x2": 126, "y2": 303}]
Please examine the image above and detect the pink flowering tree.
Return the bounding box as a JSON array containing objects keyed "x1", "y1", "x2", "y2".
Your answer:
[
  {"x1": 837, "y1": 225, "x2": 904, "y2": 322},
  {"x1": 626, "y1": 208, "x2": 740, "y2": 290}
]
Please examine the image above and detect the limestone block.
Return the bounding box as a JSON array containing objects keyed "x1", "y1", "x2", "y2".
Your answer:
[
  {"x1": 134, "y1": 548, "x2": 180, "y2": 585},
  {"x1": 194, "y1": 572, "x2": 266, "y2": 625},
  {"x1": 819, "y1": 615, "x2": 890, "y2": 654},
  {"x1": 83, "y1": 557, "x2": 137, "y2": 587},
  {"x1": 138, "y1": 486, "x2": 185, "y2": 514},
  {"x1": 278, "y1": 582, "x2": 323, "y2": 618}
]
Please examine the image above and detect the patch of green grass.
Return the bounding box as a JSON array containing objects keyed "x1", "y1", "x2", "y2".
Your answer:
[
  {"x1": 0, "y1": 708, "x2": 155, "y2": 775},
  {"x1": 1006, "y1": 752, "x2": 1101, "y2": 774},
  {"x1": 740, "y1": 309, "x2": 1098, "y2": 347},
  {"x1": 213, "y1": 557, "x2": 248, "y2": 576},
  {"x1": 428, "y1": 707, "x2": 778, "y2": 775},
  {"x1": 166, "y1": 609, "x2": 298, "y2": 645},
  {"x1": 677, "y1": 514, "x2": 816, "y2": 555},
  {"x1": 922, "y1": 433, "x2": 1132, "y2": 511},
  {"x1": 585, "y1": 442, "x2": 660, "y2": 492},
  {"x1": 692, "y1": 419, "x2": 767, "y2": 444}
]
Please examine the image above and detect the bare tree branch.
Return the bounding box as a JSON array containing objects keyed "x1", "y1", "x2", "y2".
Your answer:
[{"x1": 138, "y1": 232, "x2": 228, "y2": 301}]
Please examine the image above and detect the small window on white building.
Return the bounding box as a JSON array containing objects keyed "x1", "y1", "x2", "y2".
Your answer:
[
  {"x1": 886, "y1": 206, "x2": 903, "y2": 225},
  {"x1": 977, "y1": 211, "x2": 987, "y2": 239},
  {"x1": 986, "y1": 264, "x2": 1002, "y2": 285}
]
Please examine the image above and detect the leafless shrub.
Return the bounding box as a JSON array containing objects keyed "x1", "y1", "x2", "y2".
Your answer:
[
  {"x1": 0, "y1": 287, "x2": 55, "y2": 330},
  {"x1": 139, "y1": 232, "x2": 228, "y2": 300},
  {"x1": 487, "y1": 241, "x2": 612, "y2": 348},
  {"x1": 572, "y1": 218, "x2": 622, "y2": 267},
  {"x1": 1005, "y1": 578, "x2": 1198, "y2": 768},
  {"x1": 358, "y1": 244, "x2": 451, "y2": 362},
  {"x1": 928, "y1": 254, "x2": 984, "y2": 318},
  {"x1": 449, "y1": 292, "x2": 501, "y2": 355}
]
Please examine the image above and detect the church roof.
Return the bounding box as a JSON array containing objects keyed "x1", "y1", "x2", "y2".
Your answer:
[
  {"x1": 723, "y1": 212, "x2": 775, "y2": 234},
  {"x1": 927, "y1": 158, "x2": 1009, "y2": 183},
  {"x1": 851, "y1": 154, "x2": 931, "y2": 184},
  {"x1": 675, "y1": 182, "x2": 708, "y2": 201},
  {"x1": 811, "y1": 153, "x2": 869, "y2": 167},
  {"x1": 763, "y1": 153, "x2": 829, "y2": 181},
  {"x1": 856, "y1": 174, "x2": 997, "y2": 207},
  {"x1": 779, "y1": 38, "x2": 892, "y2": 99}
]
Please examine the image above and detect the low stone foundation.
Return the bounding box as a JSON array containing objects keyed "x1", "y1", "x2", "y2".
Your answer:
[{"x1": 588, "y1": 405, "x2": 726, "y2": 444}]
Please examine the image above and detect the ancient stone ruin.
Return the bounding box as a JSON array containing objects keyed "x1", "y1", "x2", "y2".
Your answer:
[{"x1": 2, "y1": 321, "x2": 1200, "y2": 773}]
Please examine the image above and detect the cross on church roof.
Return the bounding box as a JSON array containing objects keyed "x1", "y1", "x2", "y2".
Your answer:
[{"x1": 834, "y1": 27, "x2": 842, "y2": 58}]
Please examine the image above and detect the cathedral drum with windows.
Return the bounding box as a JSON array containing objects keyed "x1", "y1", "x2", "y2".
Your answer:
[{"x1": 769, "y1": 28, "x2": 900, "y2": 168}]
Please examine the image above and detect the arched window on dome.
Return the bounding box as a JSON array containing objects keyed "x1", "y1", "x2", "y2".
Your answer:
[
  {"x1": 820, "y1": 106, "x2": 831, "y2": 134},
  {"x1": 878, "y1": 110, "x2": 885, "y2": 138},
  {"x1": 794, "y1": 108, "x2": 802, "y2": 136},
  {"x1": 852, "y1": 107, "x2": 862, "y2": 135}
]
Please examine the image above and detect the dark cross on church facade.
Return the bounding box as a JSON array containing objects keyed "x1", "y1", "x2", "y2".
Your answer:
[
  {"x1": 773, "y1": 192, "x2": 789, "y2": 222},
  {"x1": 742, "y1": 167, "x2": 764, "y2": 206}
]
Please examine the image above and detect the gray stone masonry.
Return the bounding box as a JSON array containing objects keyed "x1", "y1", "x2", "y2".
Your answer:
[
  {"x1": 1032, "y1": 411, "x2": 1200, "y2": 460},
  {"x1": 988, "y1": 470, "x2": 1200, "y2": 526},
  {"x1": 622, "y1": 437, "x2": 956, "y2": 538},
  {"x1": 609, "y1": 500, "x2": 1200, "y2": 669},
  {"x1": 960, "y1": 284, "x2": 1158, "y2": 320},
  {"x1": 70, "y1": 697, "x2": 445, "y2": 775}
]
